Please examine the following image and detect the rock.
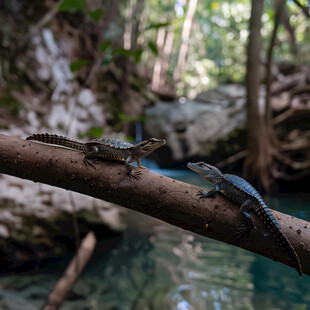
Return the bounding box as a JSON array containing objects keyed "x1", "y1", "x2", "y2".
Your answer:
[
  {"x1": 144, "y1": 84, "x2": 246, "y2": 163},
  {"x1": 0, "y1": 174, "x2": 125, "y2": 272}
]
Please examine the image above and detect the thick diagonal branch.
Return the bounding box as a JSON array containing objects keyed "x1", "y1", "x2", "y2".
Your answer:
[{"x1": 0, "y1": 134, "x2": 310, "y2": 277}]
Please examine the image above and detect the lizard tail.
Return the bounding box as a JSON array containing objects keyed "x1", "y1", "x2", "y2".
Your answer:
[
  {"x1": 276, "y1": 231, "x2": 303, "y2": 278},
  {"x1": 26, "y1": 133, "x2": 85, "y2": 152},
  {"x1": 256, "y1": 206, "x2": 302, "y2": 278}
]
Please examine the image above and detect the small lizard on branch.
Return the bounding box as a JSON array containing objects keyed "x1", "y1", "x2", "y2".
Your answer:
[
  {"x1": 27, "y1": 133, "x2": 165, "y2": 179},
  {"x1": 187, "y1": 162, "x2": 302, "y2": 278}
]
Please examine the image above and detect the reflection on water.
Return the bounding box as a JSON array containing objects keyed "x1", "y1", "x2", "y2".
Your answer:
[
  {"x1": 0, "y1": 169, "x2": 310, "y2": 309},
  {"x1": 89, "y1": 212, "x2": 255, "y2": 310}
]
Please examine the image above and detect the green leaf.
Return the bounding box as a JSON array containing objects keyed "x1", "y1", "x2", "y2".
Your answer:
[
  {"x1": 70, "y1": 59, "x2": 88, "y2": 72},
  {"x1": 124, "y1": 135, "x2": 135, "y2": 143},
  {"x1": 58, "y1": 0, "x2": 84, "y2": 12},
  {"x1": 148, "y1": 41, "x2": 158, "y2": 55},
  {"x1": 99, "y1": 40, "x2": 111, "y2": 52},
  {"x1": 78, "y1": 127, "x2": 103, "y2": 139},
  {"x1": 88, "y1": 8, "x2": 103, "y2": 22},
  {"x1": 112, "y1": 48, "x2": 135, "y2": 57},
  {"x1": 145, "y1": 22, "x2": 170, "y2": 31},
  {"x1": 134, "y1": 49, "x2": 143, "y2": 63}
]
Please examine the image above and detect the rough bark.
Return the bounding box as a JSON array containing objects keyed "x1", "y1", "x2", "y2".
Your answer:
[{"x1": 1, "y1": 134, "x2": 310, "y2": 277}]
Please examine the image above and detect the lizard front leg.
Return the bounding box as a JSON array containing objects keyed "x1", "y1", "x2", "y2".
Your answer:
[
  {"x1": 197, "y1": 184, "x2": 220, "y2": 199},
  {"x1": 125, "y1": 156, "x2": 142, "y2": 179},
  {"x1": 84, "y1": 145, "x2": 98, "y2": 169},
  {"x1": 136, "y1": 159, "x2": 148, "y2": 170}
]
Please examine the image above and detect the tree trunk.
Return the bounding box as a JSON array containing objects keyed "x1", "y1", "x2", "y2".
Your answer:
[
  {"x1": 152, "y1": 23, "x2": 175, "y2": 92},
  {"x1": 152, "y1": 24, "x2": 167, "y2": 91},
  {"x1": 130, "y1": 0, "x2": 144, "y2": 51},
  {"x1": 160, "y1": 25, "x2": 175, "y2": 89},
  {"x1": 282, "y1": 5, "x2": 297, "y2": 56},
  {"x1": 1, "y1": 134, "x2": 310, "y2": 277},
  {"x1": 173, "y1": 0, "x2": 198, "y2": 81},
  {"x1": 244, "y1": 0, "x2": 273, "y2": 190},
  {"x1": 265, "y1": 0, "x2": 285, "y2": 130}
]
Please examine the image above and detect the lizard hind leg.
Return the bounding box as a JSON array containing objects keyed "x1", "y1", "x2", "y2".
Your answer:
[
  {"x1": 84, "y1": 145, "x2": 99, "y2": 170},
  {"x1": 234, "y1": 199, "x2": 254, "y2": 239}
]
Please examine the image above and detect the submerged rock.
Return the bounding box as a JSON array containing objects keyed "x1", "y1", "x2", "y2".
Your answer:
[{"x1": 145, "y1": 84, "x2": 246, "y2": 163}]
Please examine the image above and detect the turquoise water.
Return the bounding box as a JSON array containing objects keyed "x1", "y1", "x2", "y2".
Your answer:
[{"x1": 0, "y1": 169, "x2": 310, "y2": 309}]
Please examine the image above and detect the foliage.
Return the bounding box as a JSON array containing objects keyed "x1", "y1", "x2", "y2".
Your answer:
[
  {"x1": 88, "y1": 8, "x2": 103, "y2": 22},
  {"x1": 78, "y1": 127, "x2": 104, "y2": 139},
  {"x1": 55, "y1": 0, "x2": 309, "y2": 98},
  {"x1": 58, "y1": 0, "x2": 84, "y2": 12},
  {"x1": 138, "y1": 0, "x2": 309, "y2": 96},
  {"x1": 70, "y1": 59, "x2": 89, "y2": 72}
]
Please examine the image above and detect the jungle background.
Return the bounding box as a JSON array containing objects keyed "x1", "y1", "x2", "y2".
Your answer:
[{"x1": 0, "y1": 0, "x2": 310, "y2": 309}]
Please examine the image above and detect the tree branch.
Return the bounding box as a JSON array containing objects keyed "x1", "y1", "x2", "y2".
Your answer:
[
  {"x1": 293, "y1": 0, "x2": 310, "y2": 18},
  {"x1": 1, "y1": 134, "x2": 310, "y2": 277},
  {"x1": 42, "y1": 232, "x2": 97, "y2": 310}
]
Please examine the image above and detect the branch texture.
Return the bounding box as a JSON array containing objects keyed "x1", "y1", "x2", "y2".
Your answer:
[{"x1": 0, "y1": 134, "x2": 310, "y2": 276}]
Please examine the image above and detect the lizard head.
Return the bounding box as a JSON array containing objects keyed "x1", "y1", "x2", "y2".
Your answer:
[
  {"x1": 135, "y1": 138, "x2": 166, "y2": 157},
  {"x1": 187, "y1": 162, "x2": 223, "y2": 183}
]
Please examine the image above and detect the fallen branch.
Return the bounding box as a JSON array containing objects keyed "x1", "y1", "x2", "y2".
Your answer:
[
  {"x1": 42, "y1": 232, "x2": 97, "y2": 310},
  {"x1": 1, "y1": 134, "x2": 310, "y2": 277}
]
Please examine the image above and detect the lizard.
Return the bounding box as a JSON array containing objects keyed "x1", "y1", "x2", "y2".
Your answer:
[
  {"x1": 26, "y1": 133, "x2": 166, "y2": 179},
  {"x1": 187, "y1": 161, "x2": 302, "y2": 278}
]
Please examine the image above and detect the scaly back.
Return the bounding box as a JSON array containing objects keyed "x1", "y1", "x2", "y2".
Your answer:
[
  {"x1": 87, "y1": 138, "x2": 134, "y2": 149},
  {"x1": 224, "y1": 174, "x2": 264, "y2": 202}
]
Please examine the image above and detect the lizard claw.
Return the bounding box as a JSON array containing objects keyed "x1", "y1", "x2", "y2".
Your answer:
[
  {"x1": 84, "y1": 158, "x2": 97, "y2": 170},
  {"x1": 197, "y1": 190, "x2": 208, "y2": 200},
  {"x1": 234, "y1": 226, "x2": 250, "y2": 239},
  {"x1": 130, "y1": 170, "x2": 142, "y2": 180}
]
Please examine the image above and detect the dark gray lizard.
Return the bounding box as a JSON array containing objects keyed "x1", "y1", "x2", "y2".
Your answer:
[
  {"x1": 187, "y1": 161, "x2": 302, "y2": 278},
  {"x1": 26, "y1": 133, "x2": 165, "y2": 179}
]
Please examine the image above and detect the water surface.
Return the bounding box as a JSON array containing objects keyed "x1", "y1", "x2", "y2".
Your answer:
[{"x1": 0, "y1": 168, "x2": 309, "y2": 310}]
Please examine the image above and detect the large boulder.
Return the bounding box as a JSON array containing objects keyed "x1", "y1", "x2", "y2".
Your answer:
[{"x1": 145, "y1": 84, "x2": 246, "y2": 163}]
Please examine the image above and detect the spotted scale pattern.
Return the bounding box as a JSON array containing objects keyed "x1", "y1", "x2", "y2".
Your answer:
[{"x1": 88, "y1": 138, "x2": 134, "y2": 149}]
